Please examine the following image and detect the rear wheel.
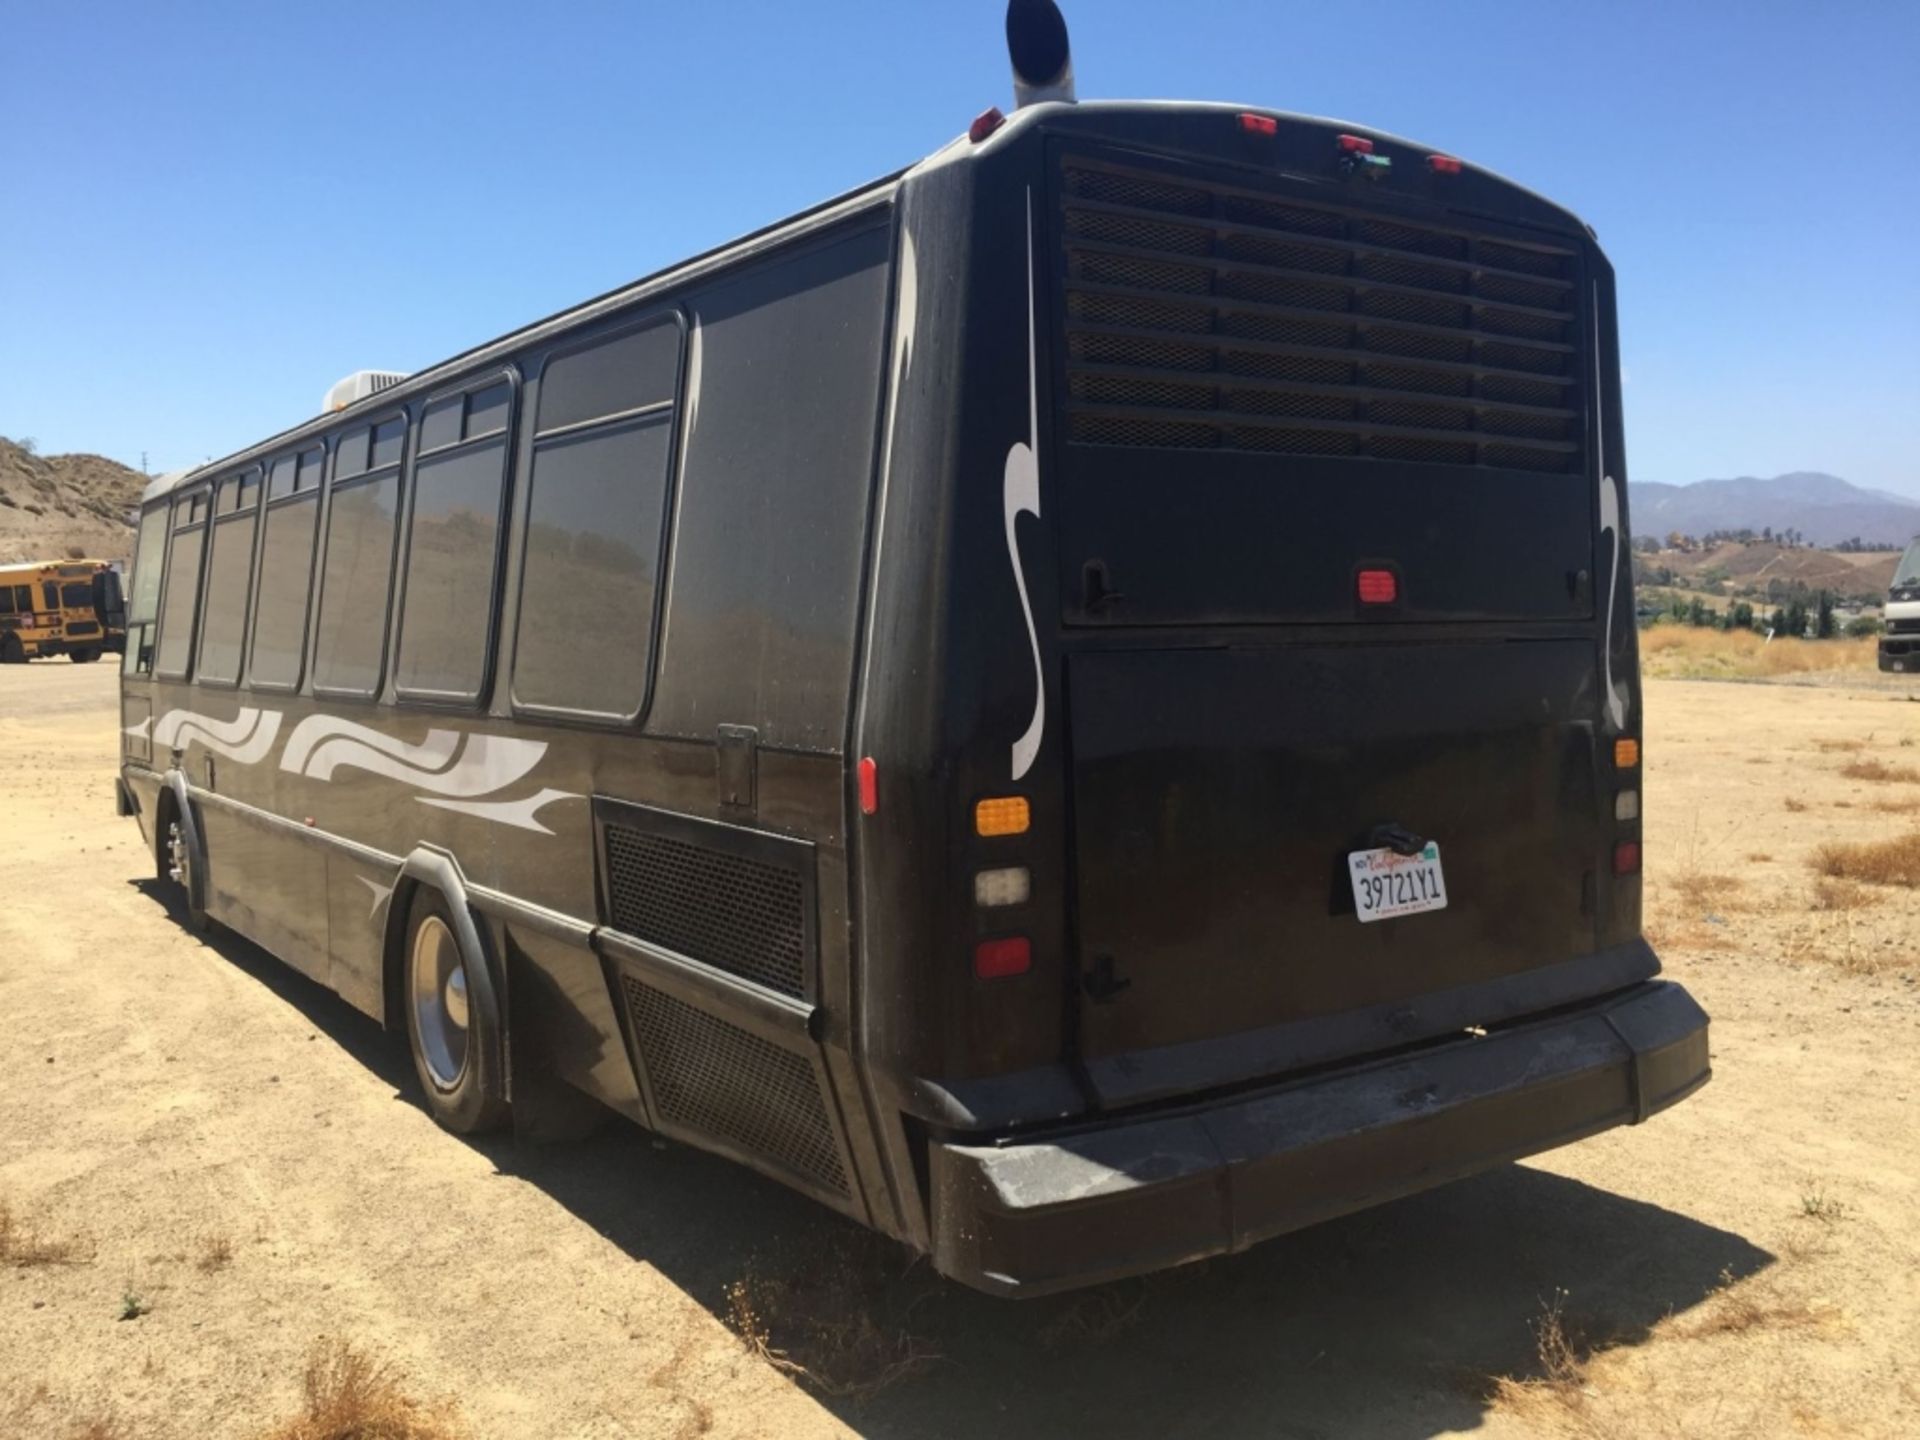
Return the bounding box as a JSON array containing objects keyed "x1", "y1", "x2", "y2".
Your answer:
[
  {"x1": 403, "y1": 887, "x2": 508, "y2": 1134},
  {"x1": 70, "y1": 647, "x2": 99, "y2": 664},
  {"x1": 0, "y1": 633, "x2": 23, "y2": 664}
]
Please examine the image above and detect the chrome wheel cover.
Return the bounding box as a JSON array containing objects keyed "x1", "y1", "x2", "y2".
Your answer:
[{"x1": 409, "y1": 916, "x2": 470, "y2": 1092}]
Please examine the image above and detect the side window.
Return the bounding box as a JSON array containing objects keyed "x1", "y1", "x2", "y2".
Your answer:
[
  {"x1": 154, "y1": 489, "x2": 211, "y2": 679},
  {"x1": 394, "y1": 375, "x2": 515, "y2": 704},
  {"x1": 312, "y1": 418, "x2": 406, "y2": 698},
  {"x1": 647, "y1": 226, "x2": 892, "y2": 752},
  {"x1": 194, "y1": 470, "x2": 261, "y2": 686},
  {"x1": 248, "y1": 447, "x2": 324, "y2": 691},
  {"x1": 0, "y1": 588, "x2": 12, "y2": 614},
  {"x1": 61, "y1": 581, "x2": 92, "y2": 608},
  {"x1": 124, "y1": 502, "x2": 168, "y2": 676},
  {"x1": 42, "y1": 582, "x2": 59, "y2": 611},
  {"x1": 511, "y1": 319, "x2": 681, "y2": 721}
]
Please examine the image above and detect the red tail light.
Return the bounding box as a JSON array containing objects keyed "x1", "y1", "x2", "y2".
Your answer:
[
  {"x1": 1238, "y1": 113, "x2": 1278, "y2": 136},
  {"x1": 857, "y1": 756, "x2": 879, "y2": 816},
  {"x1": 1337, "y1": 134, "x2": 1374, "y2": 155},
  {"x1": 974, "y1": 937, "x2": 1032, "y2": 979},
  {"x1": 1427, "y1": 154, "x2": 1463, "y2": 175},
  {"x1": 1357, "y1": 568, "x2": 1398, "y2": 605},
  {"x1": 1613, "y1": 841, "x2": 1641, "y2": 876},
  {"x1": 968, "y1": 107, "x2": 1006, "y2": 144}
]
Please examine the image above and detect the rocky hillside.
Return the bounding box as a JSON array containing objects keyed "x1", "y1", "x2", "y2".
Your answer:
[
  {"x1": 1630, "y1": 471, "x2": 1920, "y2": 549},
  {"x1": 0, "y1": 437, "x2": 144, "y2": 563}
]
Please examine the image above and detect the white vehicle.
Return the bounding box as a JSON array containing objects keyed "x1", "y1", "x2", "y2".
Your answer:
[{"x1": 1882, "y1": 539, "x2": 1920, "y2": 672}]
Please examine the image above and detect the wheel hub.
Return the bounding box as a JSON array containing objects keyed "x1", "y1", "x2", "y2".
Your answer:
[{"x1": 409, "y1": 916, "x2": 470, "y2": 1091}]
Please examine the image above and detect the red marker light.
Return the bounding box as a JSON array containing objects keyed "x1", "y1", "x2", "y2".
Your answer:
[
  {"x1": 1613, "y1": 841, "x2": 1641, "y2": 876},
  {"x1": 1238, "y1": 112, "x2": 1278, "y2": 136},
  {"x1": 857, "y1": 757, "x2": 879, "y2": 816},
  {"x1": 1337, "y1": 134, "x2": 1374, "y2": 155},
  {"x1": 968, "y1": 107, "x2": 1006, "y2": 144},
  {"x1": 1357, "y1": 568, "x2": 1399, "y2": 605},
  {"x1": 974, "y1": 937, "x2": 1032, "y2": 979},
  {"x1": 1427, "y1": 154, "x2": 1463, "y2": 175}
]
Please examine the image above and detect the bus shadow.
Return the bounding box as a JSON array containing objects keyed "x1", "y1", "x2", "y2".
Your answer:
[{"x1": 131, "y1": 878, "x2": 1768, "y2": 1440}]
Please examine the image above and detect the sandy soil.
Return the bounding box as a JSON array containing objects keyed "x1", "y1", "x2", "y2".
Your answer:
[{"x1": 2, "y1": 661, "x2": 1917, "y2": 1439}]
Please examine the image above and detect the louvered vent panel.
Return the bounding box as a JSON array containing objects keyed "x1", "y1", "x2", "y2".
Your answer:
[
  {"x1": 623, "y1": 978, "x2": 849, "y2": 1198},
  {"x1": 1060, "y1": 158, "x2": 1585, "y2": 472}
]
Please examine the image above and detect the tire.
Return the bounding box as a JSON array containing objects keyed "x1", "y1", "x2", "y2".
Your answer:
[
  {"x1": 402, "y1": 886, "x2": 509, "y2": 1134},
  {"x1": 71, "y1": 647, "x2": 99, "y2": 664},
  {"x1": 160, "y1": 799, "x2": 211, "y2": 933},
  {"x1": 0, "y1": 633, "x2": 23, "y2": 664}
]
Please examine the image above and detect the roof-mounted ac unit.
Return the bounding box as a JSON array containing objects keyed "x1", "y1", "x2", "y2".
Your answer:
[{"x1": 323, "y1": 369, "x2": 409, "y2": 414}]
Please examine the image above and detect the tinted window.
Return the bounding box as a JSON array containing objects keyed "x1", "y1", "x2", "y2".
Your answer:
[
  {"x1": 249, "y1": 495, "x2": 320, "y2": 690},
  {"x1": 511, "y1": 321, "x2": 679, "y2": 719},
  {"x1": 296, "y1": 447, "x2": 325, "y2": 493},
  {"x1": 335, "y1": 428, "x2": 369, "y2": 480},
  {"x1": 268, "y1": 456, "x2": 298, "y2": 499},
  {"x1": 395, "y1": 435, "x2": 509, "y2": 701},
  {"x1": 421, "y1": 396, "x2": 463, "y2": 453},
  {"x1": 129, "y1": 506, "x2": 167, "y2": 623},
  {"x1": 154, "y1": 526, "x2": 206, "y2": 679},
  {"x1": 312, "y1": 475, "x2": 401, "y2": 696},
  {"x1": 61, "y1": 581, "x2": 91, "y2": 608},
  {"x1": 465, "y1": 382, "x2": 510, "y2": 438},
  {"x1": 196, "y1": 512, "x2": 257, "y2": 685},
  {"x1": 371, "y1": 416, "x2": 406, "y2": 469},
  {"x1": 0, "y1": 589, "x2": 11, "y2": 614},
  {"x1": 43, "y1": 582, "x2": 59, "y2": 610},
  {"x1": 648, "y1": 227, "x2": 890, "y2": 752}
]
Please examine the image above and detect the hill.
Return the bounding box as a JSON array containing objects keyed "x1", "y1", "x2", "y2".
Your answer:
[
  {"x1": 1630, "y1": 471, "x2": 1920, "y2": 549},
  {"x1": 1643, "y1": 540, "x2": 1900, "y2": 604},
  {"x1": 0, "y1": 437, "x2": 144, "y2": 564}
]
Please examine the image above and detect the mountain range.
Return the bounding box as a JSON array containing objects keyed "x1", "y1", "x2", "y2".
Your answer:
[{"x1": 1630, "y1": 472, "x2": 1920, "y2": 549}]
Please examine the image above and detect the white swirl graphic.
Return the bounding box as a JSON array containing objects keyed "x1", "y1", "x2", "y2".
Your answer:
[{"x1": 1006, "y1": 188, "x2": 1045, "y2": 782}]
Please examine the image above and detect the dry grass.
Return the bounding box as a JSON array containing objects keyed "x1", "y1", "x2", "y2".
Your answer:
[
  {"x1": 723, "y1": 1238, "x2": 938, "y2": 1401},
  {"x1": 1809, "y1": 831, "x2": 1920, "y2": 888},
  {"x1": 1838, "y1": 758, "x2": 1920, "y2": 784},
  {"x1": 1638, "y1": 627, "x2": 1876, "y2": 680},
  {"x1": 1814, "y1": 737, "x2": 1866, "y2": 753},
  {"x1": 1809, "y1": 877, "x2": 1880, "y2": 911},
  {"x1": 1674, "y1": 1268, "x2": 1834, "y2": 1341},
  {"x1": 0, "y1": 1384, "x2": 131, "y2": 1440},
  {"x1": 1745, "y1": 850, "x2": 1773, "y2": 862},
  {"x1": 1784, "y1": 796, "x2": 1809, "y2": 813},
  {"x1": 1484, "y1": 1293, "x2": 1640, "y2": 1438},
  {"x1": 1871, "y1": 796, "x2": 1920, "y2": 814},
  {"x1": 259, "y1": 1339, "x2": 465, "y2": 1440},
  {"x1": 195, "y1": 1232, "x2": 235, "y2": 1273},
  {"x1": 0, "y1": 1196, "x2": 89, "y2": 1268}
]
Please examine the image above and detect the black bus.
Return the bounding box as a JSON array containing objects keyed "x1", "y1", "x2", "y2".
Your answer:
[{"x1": 116, "y1": 3, "x2": 1708, "y2": 1296}]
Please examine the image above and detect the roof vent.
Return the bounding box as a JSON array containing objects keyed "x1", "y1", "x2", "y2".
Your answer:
[
  {"x1": 323, "y1": 369, "x2": 409, "y2": 414},
  {"x1": 1007, "y1": 0, "x2": 1075, "y2": 109}
]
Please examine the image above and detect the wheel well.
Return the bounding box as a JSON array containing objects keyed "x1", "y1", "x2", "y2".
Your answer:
[{"x1": 380, "y1": 875, "x2": 426, "y2": 1033}]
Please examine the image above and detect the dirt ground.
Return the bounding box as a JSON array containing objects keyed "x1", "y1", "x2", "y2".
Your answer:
[{"x1": 2, "y1": 661, "x2": 1917, "y2": 1440}]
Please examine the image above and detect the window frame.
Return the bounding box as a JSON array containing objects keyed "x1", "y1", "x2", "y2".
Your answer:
[
  {"x1": 153, "y1": 483, "x2": 213, "y2": 682},
  {"x1": 391, "y1": 366, "x2": 521, "y2": 711},
  {"x1": 192, "y1": 468, "x2": 263, "y2": 690},
  {"x1": 507, "y1": 309, "x2": 687, "y2": 730},
  {"x1": 245, "y1": 444, "x2": 327, "y2": 695},
  {"x1": 310, "y1": 411, "x2": 410, "y2": 702}
]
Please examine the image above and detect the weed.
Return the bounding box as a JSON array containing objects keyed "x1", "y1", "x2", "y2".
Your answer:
[
  {"x1": 1810, "y1": 831, "x2": 1920, "y2": 887},
  {"x1": 724, "y1": 1236, "x2": 938, "y2": 1400},
  {"x1": 1799, "y1": 1183, "x2": 1850, "y2": 1225},
  {"x1": 1784, "y1": 796, "x2": 1809, "y2": 813},
  {"x1": 1815, "y1": 737, "x2": 1865, "y2": 753},
  {"x1": 1810, "y1": 877, "x2": 1879, "y2": 911},
  {"x1": 262, "y1": 1337, "x2": 465, "y2": 1440},
  {"x1": 1839, "y1": 758, "x2": 1920, "y2": 784},
  {"x1": 1036, "y1": 1281, "x2": 1148, "y2": 1352},
  {"x1": 0, "y1": 1198, "x2": 89, "y2": 1268},
  {"x1": 1676, "y1": 1267, "x2": 1833, "y2": 1339},
  {"x1": 1871, "y1": 796, "x2": 1920, "y2": 814},
  {"x1": 1746, "y1": 851, "x2": 1773, "y2": 862},
  {"x1": 195, "y1": 1233, "x2": 234, "y2": 1273},
  {"x1": 119, "y1": 1289, "x2": 149, "y2": 1322}
]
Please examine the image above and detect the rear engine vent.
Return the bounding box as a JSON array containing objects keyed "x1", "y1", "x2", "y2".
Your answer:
[
  {"x1": 603, "y1": 823, "x2": 807, "y2": 998},
  {"x1": 1059, "y1": 158, "x2": 1585, "y2": 472},
  {"x1": 623, "y1": 978, "x2": 850, "y2": 1198}
]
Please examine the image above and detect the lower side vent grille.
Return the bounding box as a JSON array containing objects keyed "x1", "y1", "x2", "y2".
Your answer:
[{"x1": 623, "y1": 978, "x2": 849, "y2": 1198}]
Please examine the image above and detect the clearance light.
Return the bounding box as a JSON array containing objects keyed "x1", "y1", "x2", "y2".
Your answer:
[
  {"x1": 968, "y1": 107, "x2": 1007, "y2": 144},
  {"x1": 974, "y1": 867, "x2": 1032, "y2": 908},
  {"x1": 1613, "y1": 841, "x2": 1641, "y2": 876},
  {"x1": 1614, "y1": 737, "x2": 1640, "y2": 769},
  {"x1": 1337, "y1": 134, "x2": 1374, "y2": 154},
  {"x1": 857, "y1": 757, "x2": 879, "y2": 816},
  {"x1": 1357, "y1": 568, "x2": 1398, "y2": 605},
  {"x1": 974, "y1": 936, "x2": 1032, "y2": 979},
  {"x1": 1238, "y1": 113, "x2": 1278, "y2": 136},
  {"x1": 975, "y1": 795, "x2": 1031, "y2": 837},
  {"x1": 1615, "y1": 789, "x2": 1640, "y2": 823},
  {"x1": 1427, "y1": 154, "x2": 1463, "y2": 175}
]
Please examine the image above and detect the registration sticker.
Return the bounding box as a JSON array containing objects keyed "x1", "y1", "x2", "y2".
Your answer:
[{"x1": 1348, "y1": 842, "x2": 1448, "y2": 923}]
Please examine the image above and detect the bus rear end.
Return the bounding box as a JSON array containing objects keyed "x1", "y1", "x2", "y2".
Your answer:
[{"x1": 864, "y1": 100, "x2": 1710, "y2": 1295}]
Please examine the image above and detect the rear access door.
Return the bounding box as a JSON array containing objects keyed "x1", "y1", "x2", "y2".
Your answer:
[{"x1": 1049, "y1": 146, "x2": 1628, "y2": 1104}]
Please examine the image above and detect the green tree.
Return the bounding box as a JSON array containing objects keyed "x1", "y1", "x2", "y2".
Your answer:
[
  {"x1": 1783, "y1": 600, "x2": 1809, "y2": 638},
  {"x1": 1730, "y1": 602, "x2": 1754, "y2": 631},
  {"x1": 1815, "y1": 591, "x2": 1837, "y2": 639},
  {"x1": 1768, "y1": 607, "x2": 1788, "y2": 635}
]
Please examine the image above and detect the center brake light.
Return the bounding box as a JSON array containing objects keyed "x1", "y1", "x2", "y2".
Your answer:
[
  {"x1": 1357, "y1": 568, "x2": 1399, "y2": 605},
  {"x1": 1337, "y1": 134, "x2": 1374, "y2": 154}
]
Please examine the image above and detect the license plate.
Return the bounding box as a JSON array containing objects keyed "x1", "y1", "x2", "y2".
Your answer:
[{"x1": 1348, "y1": 842, "x2": 1448, "y2": 923}]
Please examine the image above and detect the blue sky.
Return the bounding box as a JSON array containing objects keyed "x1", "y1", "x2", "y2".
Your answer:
[{"x1": 3, "y1": 1, "x2": 1916, "y2": 493}]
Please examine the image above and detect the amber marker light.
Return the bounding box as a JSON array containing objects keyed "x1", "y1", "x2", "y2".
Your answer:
[{"x1": 975, "y1": 796, "x2": 1031, "y2": 837}]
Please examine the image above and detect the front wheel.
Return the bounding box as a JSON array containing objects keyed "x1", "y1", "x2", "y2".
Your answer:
[
  {"x1": 162, "y1": 809, "x2": 211, "y2": 932},
  {"x1": 0, "y1": 633, "x2": 24, "y2": 664},
  {"x1": 70, "y1": 647, "x2": 99, "y2": 664},
  {"x1": 403, "y1": 887, "x2": 509, "y2": 1134}
]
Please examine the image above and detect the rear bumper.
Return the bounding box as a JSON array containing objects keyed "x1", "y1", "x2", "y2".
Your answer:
[
  {"x1": 1880, "y1": 638, "x2": 1916, "y2": 671},
  {"x1": 929, "y1": 979, "x2": 1709, "y2": 1296}
]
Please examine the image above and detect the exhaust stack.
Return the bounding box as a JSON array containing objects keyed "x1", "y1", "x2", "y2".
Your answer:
[{"x1": 1007, "y1": 0, "x2": 1075, "y2": 108}]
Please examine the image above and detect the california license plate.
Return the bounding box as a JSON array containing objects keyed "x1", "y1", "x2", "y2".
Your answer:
[{"x1": 1348, "y1": 842, "x2": 1448, "y2": 923}]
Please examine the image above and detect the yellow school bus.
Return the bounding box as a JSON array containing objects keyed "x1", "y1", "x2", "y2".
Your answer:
[{"x1": 0, "y1": 559, "x2": 126, "y2": 663}]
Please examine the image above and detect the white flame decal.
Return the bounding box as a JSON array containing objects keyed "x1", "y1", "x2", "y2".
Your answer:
[
  {"x1": 149, "y1": 706, "x2": 284, "y2": 765},
  {"x1": 1005, "y1": 188, "x2": 1045, "y2": 782}
]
